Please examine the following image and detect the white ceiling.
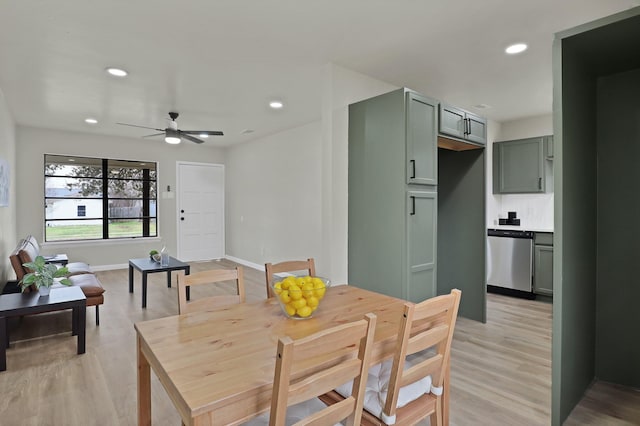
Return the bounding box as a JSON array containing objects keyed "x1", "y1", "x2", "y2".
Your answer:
[{"x1": 0, "y1": 0, "x2": 638, "y2": 147}]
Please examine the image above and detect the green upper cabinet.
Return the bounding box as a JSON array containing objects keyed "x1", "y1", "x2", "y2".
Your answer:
[
  {"x1": 406, "y1": 92, "x2": 438, "y2": 185},
  {"x1": 439, "y1": 104, "x2": 487, "y2": 146},
  {"x1": 493, "y1": 136, "x2": 553, "y2": 193}
]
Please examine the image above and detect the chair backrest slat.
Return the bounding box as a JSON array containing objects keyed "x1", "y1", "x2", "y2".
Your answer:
[
  {"x1": 383, "y1": 289, "x2": 461, "y2": 423},
  {"x1": 264, "y1": 258, "x2": 316, "y2": 298},
  {"x1": 177, "y1": 267, "x2": 245, "y2": 315},
  {"x1": 269, "y1": 313, "x2": 376, "y2": 426}
]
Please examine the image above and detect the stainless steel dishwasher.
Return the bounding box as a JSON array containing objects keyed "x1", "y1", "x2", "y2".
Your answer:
[{"x1": 487, "y1": 229, "x2": 534, "y2": 293}]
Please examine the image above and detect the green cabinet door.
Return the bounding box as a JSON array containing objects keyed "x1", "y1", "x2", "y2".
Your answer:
[
  {"x1": 493, "y1": 137, "x2": 545, "y2": 193},
  {"x1": 466, "y1": 112, "x2": 487, "y2": 145},
  {"x1": 407, "y1": 191, "x2": 437, "y2": 302},
  {"x1": 439, "y1": 104, "x2": 465, "y2": 139},
  {"x1": 439, "y1": 104, "x2": 487, "y2": 145},
  {"x1": 534, "y1": 244, "x2": 553, "y2": 296},
  {"x1": 406, "y1": 92, "x2": 438, "y2": 185}
]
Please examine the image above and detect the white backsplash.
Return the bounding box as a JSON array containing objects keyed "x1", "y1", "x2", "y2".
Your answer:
[{"x1": 490, "y1": 193, "x2": 554, "y2": 231}]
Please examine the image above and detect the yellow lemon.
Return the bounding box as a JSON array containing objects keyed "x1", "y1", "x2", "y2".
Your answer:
[
  {"x1": 311, "y1": 277, "x2": 324, "y2": 286},
  {"x1": 301, "y1": 282, "x2": 314, "y2": 298},
  {"x1": 297, "y1": 306, "x2": 312, "y2": 318},
  {"x1": 273, "y1": 282, "x2": 283, "y2": 295},
  {"x1": 281, "y1": 281, "x2": 290, "y2": 290},
  {"x1": 292, "y1": 298, "x2": 307, "y2": 310},
  {"x1": 288, "y1": 284, "x2": 302, "y2": 300},
  {"x1": 284, "y1": 303, "x2": 297, "y2": 317},
  {"x1": 279, "y1": 290, "x2": 291, "y2": 304},
  {"x1": 306, "y1": 296, "x2": 319, "y2": 308}
]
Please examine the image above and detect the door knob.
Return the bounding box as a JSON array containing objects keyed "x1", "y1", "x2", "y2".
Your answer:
[
  {"x1": 181, "y1": 217, "x2": 184, "y2": 221},
  {"x1": 181, "y1": 209, "x2": 184, "y2": 213}
]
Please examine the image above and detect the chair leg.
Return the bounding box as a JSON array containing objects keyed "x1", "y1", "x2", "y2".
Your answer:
[{"x1": 95, "y1": 305, "x2": 100, "y2": 326}]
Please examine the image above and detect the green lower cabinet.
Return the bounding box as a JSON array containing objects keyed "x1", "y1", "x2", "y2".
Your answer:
[
  {"x1": 407, "y1": 191, "x2": 437, "y2": 302},
  {"x1": 534, "y1": 244, "x2": 553, "y2": 296}
]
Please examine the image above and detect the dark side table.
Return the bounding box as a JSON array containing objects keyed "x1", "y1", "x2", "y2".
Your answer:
[
  {"x1": 128, "y1": 257, "x2": 190, "y2": 308},
  {"x1": 0, "y1": 286, "x2": 86, "y2": 371}
]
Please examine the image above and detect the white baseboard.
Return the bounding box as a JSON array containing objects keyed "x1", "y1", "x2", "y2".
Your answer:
[
  {"x1": 224, "y1": 255, "x2": 264, "y2": 271},
  {"x1": 91, "y1": 263, "x2": 129, "y2": 271}
]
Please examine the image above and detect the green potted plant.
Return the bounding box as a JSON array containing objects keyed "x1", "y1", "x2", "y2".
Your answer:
[{"x1": 20, "y1": 255, "x2": 72, "y2": 297}]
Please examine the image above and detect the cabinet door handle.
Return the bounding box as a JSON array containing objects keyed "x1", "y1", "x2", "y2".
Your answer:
[
  {"x1": 465, "y1": 118, "x2": 470, "y2": 135},
  {"x1": 538, "y1": 177, "x2": 542, "y2": 190},
  {"x1": 410, "y1": 196, "x2": 416, "y2": 215},
  {"x1": 410, "y1": 160, "x2": 416, "y2": 179}
]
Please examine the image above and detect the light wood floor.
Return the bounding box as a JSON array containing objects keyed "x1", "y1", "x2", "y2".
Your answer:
[{"x1": 1, "y1": 259, "x2": 638, "y2": 425}]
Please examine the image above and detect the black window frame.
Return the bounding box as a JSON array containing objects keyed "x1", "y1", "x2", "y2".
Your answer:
[{"x1": 44, "y1": 154, "x2": 158, "y2": 242}]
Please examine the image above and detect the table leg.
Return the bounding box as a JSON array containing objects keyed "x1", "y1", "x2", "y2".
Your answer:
[
  {"x1": 0, "y1": 316, "x2": 6, "y2": 371},
  {"x1": 77, "y1": 304, "x2": 86, "y2": 355},
  {"x1": 186, "y1": 266, "x2": 191, "y2": 301},
  {"x1": 167, "y1": 271, "x2": 171, "y2": 288},
  {"x1": 129, "y1": 265, "x2": 134, "y2": 293},
  {"x1": 137, "y1": 335, "x2": 152, "y2": 426},
  {"x1": 142, "y1": 272, "x2": 148, "y2": 309},
  {"x1": 72, "y1": 306, "x2": 78, "y2": 336}
]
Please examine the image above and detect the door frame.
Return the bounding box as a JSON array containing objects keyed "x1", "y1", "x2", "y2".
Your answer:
[{"x1": 176, "y1": 161, "x2": 225, "y2": 261}]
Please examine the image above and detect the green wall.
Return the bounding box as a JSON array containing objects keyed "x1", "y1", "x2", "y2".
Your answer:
[
  {"x1": 552, "y1": 37, "x2": 599, "y2": 426},
  {"x1": 437, "y1": 148, "x2": 485, "y2": 322},
  {"x1": 552, "y1": 8, "x2": 640, "y2": 425},
  {"x1": 595, "y1": 68, "x2": 640, "y2": 387}
]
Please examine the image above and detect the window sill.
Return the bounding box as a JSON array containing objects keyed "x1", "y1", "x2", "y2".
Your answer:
[{"x1": 42, "y1": 236, "x2": 162, "y2": 248}]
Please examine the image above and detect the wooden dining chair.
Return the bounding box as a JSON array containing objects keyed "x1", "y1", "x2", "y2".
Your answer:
[
  {"x1": 176, "y1": 267, "x2": 245, "y2": 314},
  {"x1": 247, "y1": 313, "x2": 377, "y2": 426},
  {"x1": 319, "y1": 289, "x2": 461, "y2": 426},
  {"x1": 264, "y1": 258, "x2": 316, "y2": 298}
]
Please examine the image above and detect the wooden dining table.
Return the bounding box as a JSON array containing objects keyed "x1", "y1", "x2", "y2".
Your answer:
[{"x1": 135, "y1": 284, "x2": 448, "y2": 426}]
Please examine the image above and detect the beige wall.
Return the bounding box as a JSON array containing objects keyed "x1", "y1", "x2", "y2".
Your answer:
[
  {"x1": 224, "y1": 64, "x2": 396, "y2": 282},
  {"x1": 225, "y1": 121, "x2": 323, "y2": 270},
  {"x1": 0, "y1": 89, "x2": 17, "y2": 284},
  {"x1": 15, "y1": 126, "x2": 225, "y2": 269}
]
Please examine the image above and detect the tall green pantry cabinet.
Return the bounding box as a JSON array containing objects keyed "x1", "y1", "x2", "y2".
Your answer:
[{"x1": 348, "y1": 88, "x2": 437, "y2": 302}]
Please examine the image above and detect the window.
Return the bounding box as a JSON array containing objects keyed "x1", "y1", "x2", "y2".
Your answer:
[{"x1": 44, "y1": 155, "x2": 157, "y2": 241}]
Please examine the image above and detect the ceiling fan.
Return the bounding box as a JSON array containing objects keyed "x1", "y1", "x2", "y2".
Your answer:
[{"x1": 117, "y1": 112, "x2": 223, "y2": 144}]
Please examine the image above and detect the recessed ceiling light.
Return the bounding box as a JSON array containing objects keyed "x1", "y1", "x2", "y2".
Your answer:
[
  {"x1": 106, "y1": 67, "x2": 128, "y2": 77},
  {"x1": 84, "y1": 118, "x2": 98, "y2": 124},
  {"x1": 269, "y1": 101, "x2": 284, "y2": 109},
  {"x1": 505, "y1": 43, "x2": 528, "y2": 55},
  {"x1": 199, "y1": 133, "x2": 209, "y2": 138}
]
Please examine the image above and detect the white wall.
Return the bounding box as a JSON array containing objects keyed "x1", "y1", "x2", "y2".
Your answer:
[
  {"x1": 0, "y1": 88, "x2": 17, "y2": 284},
  {"x1": 487, "y1": 113, "x2": 555, "y2": 231},
  {"x1": 225, "y1": 121, "x2": 323, "y2": 270},
  {"x1": 224, "y1": 64, "x2": 396, "y2": 282},
  {"x1": 321, "y1": 64, "x2": 398, "y2": 283},
  {"x1": 15, "y1": 126, "x2": 225, "y2": 268}
]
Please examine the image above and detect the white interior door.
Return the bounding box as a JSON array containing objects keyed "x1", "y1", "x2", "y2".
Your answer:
[{"x1": 177, "y1": 162, "x2": 224, "y2": 261}]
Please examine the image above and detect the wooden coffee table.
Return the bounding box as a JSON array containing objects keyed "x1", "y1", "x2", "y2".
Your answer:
[
  {"x1": 0, "y1": 286, "x2": 86, "y2": 371},
  {"x1": 128, "y1": 257, "x2": 190, "y2": 308}
]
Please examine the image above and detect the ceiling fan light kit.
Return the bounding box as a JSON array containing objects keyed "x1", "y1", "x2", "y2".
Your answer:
[{"x1": 117, "y1": 111, "x2": 223, "y2": 145}]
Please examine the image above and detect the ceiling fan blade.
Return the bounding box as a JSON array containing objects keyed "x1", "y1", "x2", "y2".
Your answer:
[
  {"x1": 142, "y1": 133, "x2": 165, "y2": 138},
  {"x1": 180, "y1": 133, "x2": 205, "y2": 144},
  {"x1": 117, "y1": 122, "x2": 164, "y2": 131},
  {"x1": 181, "y1": 130, "x2": 224, "y2": 136}
]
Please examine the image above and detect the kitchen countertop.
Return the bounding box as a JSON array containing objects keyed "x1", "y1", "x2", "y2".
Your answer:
[{"x1": 488, "y1": 225, "x2": 554, "y2": 233}]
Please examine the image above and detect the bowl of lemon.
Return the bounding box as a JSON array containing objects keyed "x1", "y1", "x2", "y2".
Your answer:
[{"x1": 271, "y1": 275, "x2": 330, "y2": 319}]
